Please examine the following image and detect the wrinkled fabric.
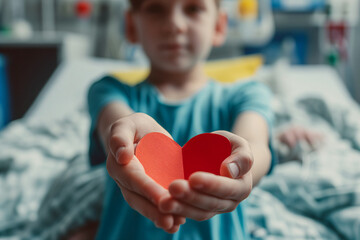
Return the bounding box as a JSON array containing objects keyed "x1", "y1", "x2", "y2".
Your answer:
[
  {"x1": 247, "y1": 96, "x2": 360, "y2": 240},
  {"x1": 0, "y1": 95, "x2": 360, "y2": 239},
  {"x1": 0, "y1": 109, "x2": 103, "y2": 239}
]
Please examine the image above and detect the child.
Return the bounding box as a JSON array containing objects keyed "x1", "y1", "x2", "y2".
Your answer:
[{"x1": 87, "y1": 0, "x2": 276, "y2": 239}]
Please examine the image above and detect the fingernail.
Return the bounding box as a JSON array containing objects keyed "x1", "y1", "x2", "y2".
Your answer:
[
  {"x1": 154, "y1": 220, "x2": 160, "y2": 228},
  {"x1": 115, "y1": 148, "x2": 122, "y2": 163},
  {"x1": 228, "y1": 162, "x2": 240, "y2": 178}
]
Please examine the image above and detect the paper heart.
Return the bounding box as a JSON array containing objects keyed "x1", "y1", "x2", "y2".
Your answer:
[{"x1": 135, "y1": 132, "x2": 231, "y2": 189}]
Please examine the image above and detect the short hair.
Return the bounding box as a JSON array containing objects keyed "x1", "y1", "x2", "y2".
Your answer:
[{"x1": 129, "y1": 0, "x2": 221, "y2": 10}]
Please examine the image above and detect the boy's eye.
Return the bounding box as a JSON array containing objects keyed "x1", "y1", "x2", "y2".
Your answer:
[{"x1": 185, "y1": 4, "x2": 203, "y2": 14}]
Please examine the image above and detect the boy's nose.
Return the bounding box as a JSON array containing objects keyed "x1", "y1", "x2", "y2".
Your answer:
[{"x1": 164, "y1": 8, "x2": 187, "y2": 34}]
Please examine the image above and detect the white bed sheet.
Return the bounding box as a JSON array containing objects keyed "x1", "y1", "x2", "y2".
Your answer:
[{"x1": 258, "y1": 64, "x2": 357, "y2": 107}]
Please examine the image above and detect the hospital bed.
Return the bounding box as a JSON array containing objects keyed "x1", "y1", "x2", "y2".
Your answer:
[{"x1": 1, "y1": 57, "x2": 360, "y2": 239}]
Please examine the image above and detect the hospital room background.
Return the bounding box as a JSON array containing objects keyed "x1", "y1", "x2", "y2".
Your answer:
[{"x1": 1, "y1": 0, "x2": 360, "y2": 239}]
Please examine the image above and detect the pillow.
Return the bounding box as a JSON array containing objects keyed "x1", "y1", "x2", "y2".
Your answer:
[{"x1": 110, "y1": 55, "x2": 263, "y2": 86}]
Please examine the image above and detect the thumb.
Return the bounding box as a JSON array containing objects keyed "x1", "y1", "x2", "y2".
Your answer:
[
  {"x1": 108, "y1": 117, "x2": 138, "y2": 165},
  {"x1": 114, "y1": 143, "x2": 136, "y2": 165},
  {"x1": 212, "y1": 131, "x2": 253, "y2": 179},
  {"x1": 220, "y1": 152, "x2": 253, "y2": 179}
]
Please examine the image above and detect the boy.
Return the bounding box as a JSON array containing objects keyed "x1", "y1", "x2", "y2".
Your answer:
[{"x1": 87, "y1": 0, "x2": 276, "y2": 239}]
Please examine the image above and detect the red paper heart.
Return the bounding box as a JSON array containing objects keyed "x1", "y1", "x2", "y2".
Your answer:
[{"x1": 135, "y1": 132, "x2": 231, "y2": 189}]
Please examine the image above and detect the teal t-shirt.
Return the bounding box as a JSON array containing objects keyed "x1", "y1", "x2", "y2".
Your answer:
[{"x1": 87, "y1": 76, "x2": 276, "y2": 240}]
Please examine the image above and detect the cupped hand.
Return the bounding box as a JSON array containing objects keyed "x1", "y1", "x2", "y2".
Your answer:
[
  {"x1": 106, "y1": 113, "x2": 186, "y2": 233},
  {"x1": 159, "y1": 131, "x2": 253, "y2": 221}
]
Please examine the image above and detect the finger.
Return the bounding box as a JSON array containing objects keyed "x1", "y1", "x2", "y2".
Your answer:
[
  {"x1": 303, "y1": 131, "x2": 316, "y2": 147},
  {"x1": 293, "y1": 127, "x2": 306, "y2": 143},
  {"x1": 304, "y1": 131, "x2": 323, "y2": 149},
  {"x1": 120, "y1": 187, "x2": 175, "y2": 231},
  {"x1": 279, "y1": 131, "x2": 297, "y2": 148},
  {"x1": 159, "y1": 197, "x2": 215, "y2": 221},
  {"x1": 166, "y1": 179, "x2": 238, "y2": 212},
  {"x1": 159, "y1": 196, "x2": 187, "y2": 223},
  {"x1": 165, "y1": 224, "x2": 181, "y2": 234},
  {"x1": 189, "y1": 172, "x2": 252, "y2": 202},
  {"x1": 108, "y1": 118, "x2": 137, "y2": 164},
  {"x1": 174, "y1": 215, "x2": 186, "y2": 225},
  {"x1": 212, "y1": 131, "x2": 253, "y2": 178},
  {"x1": 109, "y1": 114, "x2": 173, "y2": 165},
  {"x1": 220, "y1": 150, "x2": 253, "y2": 179},
  {"x1": 107, "y1": 154, "x2": 168, "y2": 205}
]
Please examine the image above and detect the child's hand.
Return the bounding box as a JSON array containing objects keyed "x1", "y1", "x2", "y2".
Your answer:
[
  {"x1": 106, "y1": 113, "x2": 186, "y2": 233},
  {"x1": 158, "y1": 131, "x2": 253, "y2": 221},
  {"x1": 278, "y1": 125, "x2": 324, "y2": 150}
]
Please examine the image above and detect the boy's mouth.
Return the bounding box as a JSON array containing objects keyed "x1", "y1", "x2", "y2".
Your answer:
[{"x1": 159, "y1": 43, "x2": 186, "y2": 52}]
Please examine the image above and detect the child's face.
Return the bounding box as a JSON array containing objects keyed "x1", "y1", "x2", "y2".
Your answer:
[{"x1": 126, "y1": 0, "x2": 227, "y2": 73}]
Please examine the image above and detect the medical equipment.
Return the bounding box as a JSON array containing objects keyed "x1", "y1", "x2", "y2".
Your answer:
[
  {"x1": 323, "y1": 0, "x2": 359, "y2": 97},
  {"x1": 271, "y1": 0, "x2": 326, "y2": 11},
  {"x1": 0, "y1": 0, "x2": 33, "y2": 39},
  {"x1": 222, "y1": 0, "x2": 275, "y2": 46},
  {"x1": 42, "y1": 0, "x2": 55, "y2": 36},
  {"x1": 0, "y1": 54, "x2": 10, "y2": 129}
]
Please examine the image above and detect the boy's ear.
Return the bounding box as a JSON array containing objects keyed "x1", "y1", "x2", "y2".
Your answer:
[
  {"x1": 212, "y1": 11, "x2": 228, "y2": 47},
  {"x1": 125, "y1": 10, "x2": 138, "y2": 44}
]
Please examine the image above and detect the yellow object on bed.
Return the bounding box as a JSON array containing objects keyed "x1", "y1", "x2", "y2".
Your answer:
[{"x1": 110, "y1": 55, "x2": 263, "y2": 85}]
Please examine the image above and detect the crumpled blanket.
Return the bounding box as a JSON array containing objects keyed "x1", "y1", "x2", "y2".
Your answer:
[
  {"x1": 247, "y1": 96, "x2": 360, "y2": 240},
  {"x1": 0, "y1": 95, "x2": 360, "y2": 240},
  {"x1": 0, "y1": 109, "x2": 103, "y2": 239}
]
